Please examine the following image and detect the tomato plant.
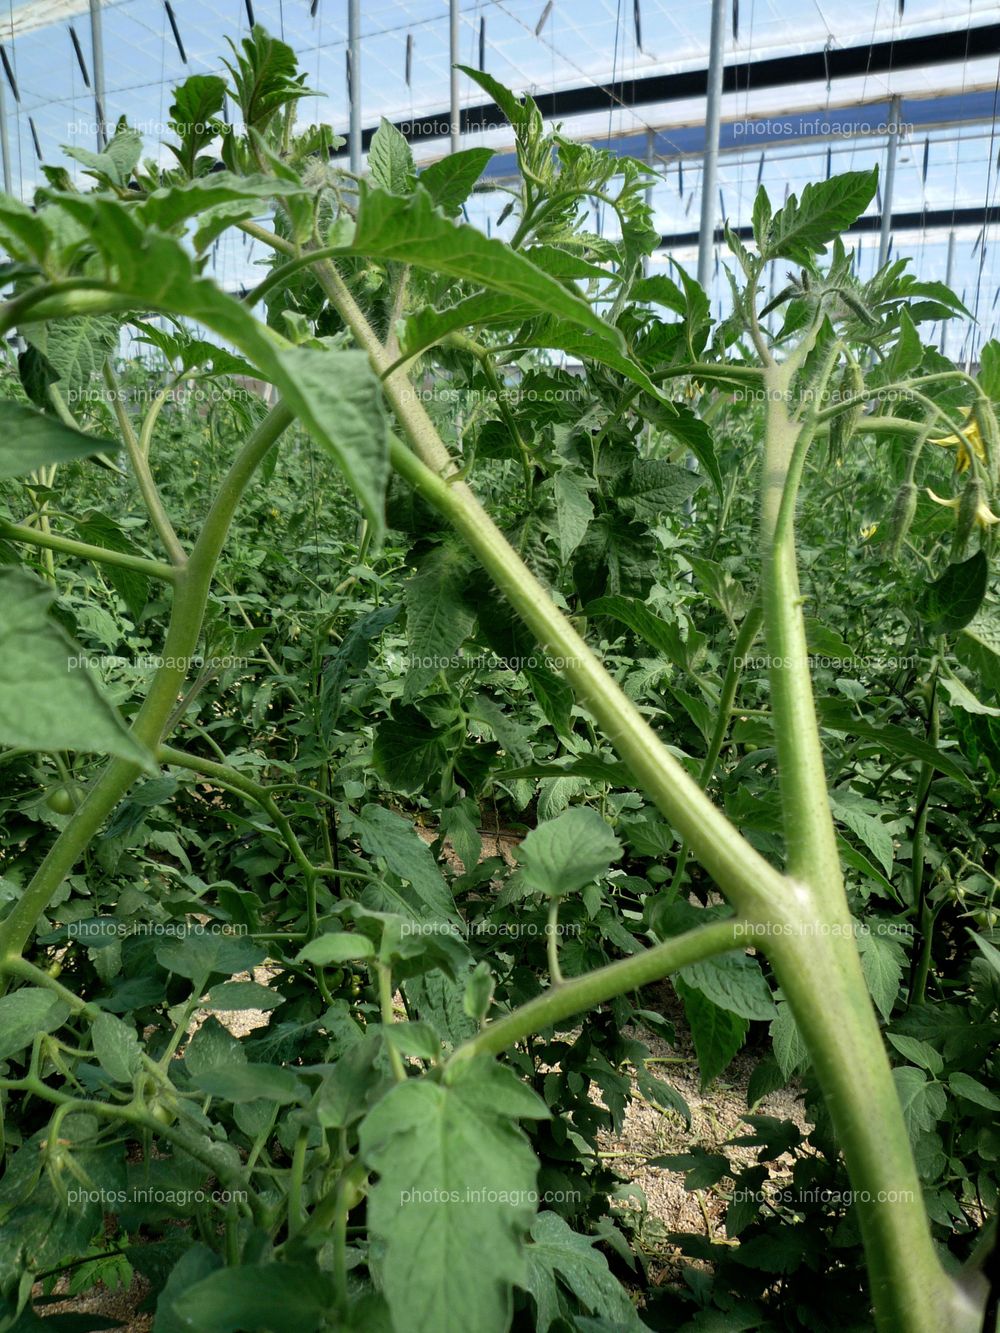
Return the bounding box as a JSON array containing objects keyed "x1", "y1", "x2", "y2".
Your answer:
[{"x1": 0, "y1": 27, "x2": 997, "y2": 1333}]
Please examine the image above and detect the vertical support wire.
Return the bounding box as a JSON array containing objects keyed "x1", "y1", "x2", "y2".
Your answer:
[
  {"x1": 697, "y1": 0, "x2": 726, "y2": 292},
  {"x1": 348, "y1": 0, "x2": 361, "y2": 173},
  {"x1": 450, "y1": 0, "x2": 460, "y2": 154},
  {"x1": 877, "y1": 93, "x2": 902, "y2": 271}
]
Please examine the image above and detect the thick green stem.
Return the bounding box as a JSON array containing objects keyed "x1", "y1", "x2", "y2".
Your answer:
[
  {"x1": 449, "y1": 918, "x2": 746, "y2": 1065},
  {"x1": 766, "y1": 920, "x2": 970, "y2": 1332},
  {"x1": 104, "y1": 364, "x2": 187, "y2": 566},
  {"x1": 758, "y1": 354, "x2": 964, "y2": 1330},
  {"x1": 388, "y1": 435, "x2": 788, "y2": 924},
  {"x1": 760, "y1": 359, "x2": 842, "y2": 894},
  {"x1": 0, "y1": 517, "x2": 177, "y2": 582},
  {"x1": 0, "y1": 403, "x2": 293, "y2": 964}
]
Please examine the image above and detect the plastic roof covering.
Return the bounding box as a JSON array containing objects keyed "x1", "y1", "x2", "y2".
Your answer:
[{"x1": 0, "y1": 0, "x2": 996, "y2": 355}]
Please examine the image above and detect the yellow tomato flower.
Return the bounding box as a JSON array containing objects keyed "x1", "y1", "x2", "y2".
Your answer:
[
  {"x1": 930, "y1": 408, "x2": 987, "y2": 472},
  {"x1": 926, "y1": 487, "x2": 1000, "y2": 527},
  {"x1": 860, "y1": 522, "x2": 879, "y2": 540}
]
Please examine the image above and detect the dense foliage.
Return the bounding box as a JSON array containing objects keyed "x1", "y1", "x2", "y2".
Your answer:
[{"x1": 0, "y1": 27, "x2": 997, "y2": 1333}]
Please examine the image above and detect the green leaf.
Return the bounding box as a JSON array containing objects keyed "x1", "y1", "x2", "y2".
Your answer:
[
  {"x1": 517, "y1": 807, "x2": 622, "y2": 899},
  {"x1": 0, "y1": 402, "x2": 118, "y2": 478},
  {"x1": 769, "y1": 1001, "x2": 808, "y2": 1079},
  {"x1": 92, "y1": 1011, "x2": 142, "y2": 1082},
  {"x1": 369, "y1": 118, "x2": 416, "y2": 195},
  {"x1": 957, "y1": 611, "x2": 1000, "y2": 695},
  {"x1": 978, "y1": 339, "x2": 1000, "y2": 399},
  {"x1": 420, "y1": 149, "x2": 495, "y2": 215},
  {"x1": 350, "y1": 804, "x2": 460, "y2": 922},
  {"x1": 138, "y1": 174, "x2": 308, "y2": 235},
  {"x1": 648, "y1": 1149, "x2": 731, "y2": 1190},
  {"x1": 359, "y1": 1059, "x2": 545, "y2": 1333},
  {"x1": 222, "y1": 27, "x2": 312, "y2": 131},
  {"x1": 550, "y1": 470, "x2": 594, "y2": 564},
  {"x1": 0, "y1": 988, "x2": 70, "y2": 1061},
  {"x1": 0, "y1": 567, "x2": 151, "y2": 765},
  {"x1": 190, "y1": 1064, "x2": 304, "y2": 1105},
  {"x1": 296, "y1": 932, "x2": 376, "y2": 965},
  {"x1": 858, "y1": 929, "x2": 904, "y2": 1020},
  {"x1": 751, "y1": 186, "x2": 772, "y2": 251},
  {"x1": 273, "y1": 347, "x2": 390, "y2": 540},
  {"x1": 969, "y1": 930, "x2": 1000, "y2": 978},
  {"x1": 765, "y1": 169, "x2": 878, "y2": 263},
  {"x1": 817, "y1": 698, "x2": 971, "y2": 785},
  {"x1": 402, "y1": 542, "x2": 475, "y2": 701},
  {"x1": 463, "y1": 961, "x2": 495, "y2": 1024},
  {"x1": 588, "y1": 595, "x2": 706, "y2": 672},
  {"x1": 75, "y1": 510, "x2": 150, "y2": 621},
  {"x1": 939, "y1": 672, "x2": 1000, "y2": 717},
  {"x1": 948, "y1": 1071, "x2": 1000, "y2": 1110},
  {"x1": 342, "y1": 187, "x2": 615, "y2": 343},
  {"x1": 154, "y1": 931, "x2": 265, "y2": 984},
  {"x1": 499, "y1": 756, "x2": 633, "y2": 785},
  {"x1": 399, "y1": 292, "x2": 532, "y2": 361},
  {"x1": 172, "y1": 1263, "x2": 333, "y2": 1333},
  {"x1": 63, "y1": 124, "x2": 143, "y2": 187},
  {"x1": 373, "y1": 703, "x2": 451, "y2": 797},
  {"x1": 892, "y1": 1066, "x2": 947, "y2": 1137},
  {"x1": 675, "y1": 980, "x2": 749, "y2": 1087},
  {"x1": 677, "y1": 952, "x2": 776, "y2": 1022},
  {"x1": 829, "y1": 791, "x2": 894, "y2": 876},
  {"x1": 167, "y1": 73, "x2": 227, "y2": 176},
  {"x1": 887, "y1": 1033, "x2": 943, "y2": 1075},
  {"x1": 615, "y1": 458, "x2": 705, "y2": 523},
  {"x1": 203, "y1": 980, "x2": 284, "y2": 1010},
  {"x1": 525, "y1": 1211, "x2": 646, "y2": 1333},
  {"x1": 24, "y1": 314, "x2": 121, "y2": 394},
  {"x1": 922, "y1": 551, "x2": 988, "y2": 634}
]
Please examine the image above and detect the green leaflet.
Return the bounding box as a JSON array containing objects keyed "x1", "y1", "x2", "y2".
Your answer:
[
  {"x1": 0, "y1": 988, "x2": 70, "y2": 1061},
  {"x1": 92, "y1": 1011, "x2": 142, "y2": 1082},
  {"x1": 0, "y1": 567, "x2": 151, "y2": 765},
  {"x1": 0, "y1": 402, "x2": 118, "y2": 478},
  {"x1": 587, "y1": 594, "x2": 707, "y2": 672},
  {"x1": 271, "y1": 346, "x2": 390, "y2": 541},
  {"x1": 517, "y1": 806, "x2": 622, "y2": 899},
  {"x1": 420, "y1": 148, "x2": 496, "y2": 215},
  {"x1": 372, "y1": 703, "x2": 452, "y2": 798},
  {"x1": 674, "y1": 978, "x2": 749, "y2": 1087},
  {"x1": 677, "y1": 951, "x2": 777, "y2": 1022},
  {"x1": 348, "y1": 803, "x2": 461, "y2": 923},
  {"x1": 359, "y1": 1059, "x2": 548, "y2": 1333},
  {"x1": 761, "y1": 169, "x2": 879, "y2": 263},
  {"x1": 340, "y1": 186, "x2": 615, "y2": 343},
  {"x1": 369, "y1": 119, "x2": 416, "y2": 195},
  {"x1": 402, "y1": 542, "x2": 475, "y2": 701},
  {"x1": 24, "y1": 314, "x2": 120, "y2": 395},
  {"x1": 525, "y1": 1211, "x2": 646, "y2": 1332},
  {"x1": 172, "y1": 1263, "x2": 334, "y2": 1333},
  {"x1": 922, "y1": 551, "x2": 989, "y2": 635}
]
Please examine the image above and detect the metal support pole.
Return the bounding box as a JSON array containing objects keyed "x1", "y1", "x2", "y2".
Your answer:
[
  {"x1": 696, "y1": 0, "x2": 726, "y2": 293},
  {"x1": 348, "y1": 0, "x2": 361, "y2": 173},
  {"x1": 89, "y1": 0, "x2": 106, "y2": 150},
  {"x1": 0, "y1": 85, "x2": 11, "y2": 196},
  {"x1": 450, "y1": 0, "x2": 460, "y2": 154},
  {"x1": 940, "y1": 228, "x2": 955, "y2": 355},
  {"x1": 643, "y1": 130, "x2": 655, "y2": 277},
  {"x1": 877, "y1": 94, "x2": 902, "y2": 271}
]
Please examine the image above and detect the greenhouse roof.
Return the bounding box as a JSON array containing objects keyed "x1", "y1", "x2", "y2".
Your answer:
[{"x1": 0, "y1": 1, "x2": 996, "y2": 356}]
